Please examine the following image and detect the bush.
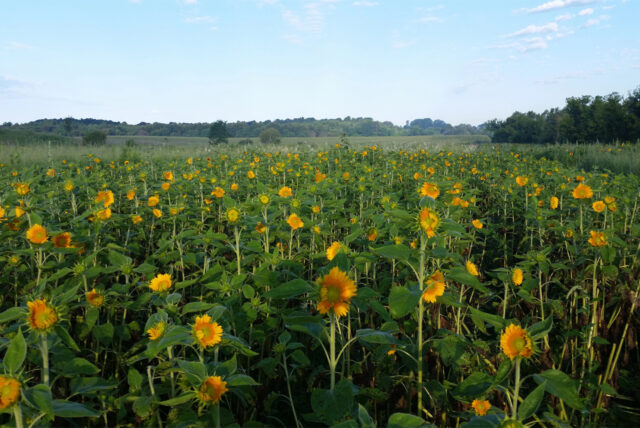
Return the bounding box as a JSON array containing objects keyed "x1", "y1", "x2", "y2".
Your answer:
[
  {"x1": 259, "y1": 128, "x2": 281, "y2": 144},
  {"x1": 82, "y1": 130, "x2": 107, "y2": 146}
]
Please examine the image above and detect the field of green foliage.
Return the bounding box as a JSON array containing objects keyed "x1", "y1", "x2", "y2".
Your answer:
[{"x1": 0, "y1": 140, "x2": 638, "y2": 427}]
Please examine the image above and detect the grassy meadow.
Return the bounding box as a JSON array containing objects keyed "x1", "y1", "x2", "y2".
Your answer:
[{"x1": 0, "y1": 137, "x2": 639, "y2": 427}]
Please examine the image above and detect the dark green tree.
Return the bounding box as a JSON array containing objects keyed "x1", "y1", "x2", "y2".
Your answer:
[
  {"x1": 63, "y1": 117, "x2": 73, "y2": 136},
  {"x1": 259, "y1": 127, "x2": 281, "y2": 144},
  {"x1": 208, "y1": 120, "x2": 231, "y2": 145}
]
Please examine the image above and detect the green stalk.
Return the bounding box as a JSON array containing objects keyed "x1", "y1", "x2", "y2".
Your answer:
[
  {"x1": 512, "y1": 358, "x2": 521, "y2": 419},
  {"x1": 234, "y1": 226, "x2": 241, "y2": 275},
  {"x1": 13, "y1": 404, "x2": 24, "y2": 428},
  {"x1": 417, "y1": 234, "x2": 426, "y2": 416},
  {"x1": 330, "y1": 313, "x2": 337, "y2": 390},
  {"x1": 41, "y1": 333, "x2": 49, "y2": 386}
]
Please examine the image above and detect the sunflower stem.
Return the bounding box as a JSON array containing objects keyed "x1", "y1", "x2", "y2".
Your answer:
[
  {"x1": 512, "y1": 357, "x2": 521, "y2": 419},
  {"x1": 417, "y1": 234, "x2": 426, "y2": 417},
  {"x1": 13, "y1": 404, "x2": 24, "y2": 428},
  {"x1": 167, "y1": 346, "x2": 176, "y2": 398},
  {"x1": 41, "y1": 333, "x2": 49, "y2": 386},
  {"x1": 234, "y1": 226, "x2": 241, "y2": 275},
  {"x1": 329, "y1": 313, "x2": 336, "y2": 391}
]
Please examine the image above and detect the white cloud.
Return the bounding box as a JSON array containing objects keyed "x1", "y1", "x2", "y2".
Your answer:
[
  {"x1": 185, "y1": 16, "x2": 216, "y2": 24},
  {"x1": 419, "y1": 16, "x2": 442, "y2": 23},
  {"x1": 582, "y1": 17, "x2": 600, "y2": 26},
  {"x1": 523, "y1": 0, "x2": 594, "y2": 14},
  {"x1": 283, "y1": 34, "x2": 303, "y2": 45},
  {"x1": 503, "y1": 22, "x2": 558, "y2": 38},
  {"x1": 353, "y1": 1, "x2": 379, "y2": 6},
  {"x1": 281, "y1": 2, "x2": 336, "y2": 34},
  {"x1": 555, "y1": 13, "x2": 574, "y2": 20},
  {"x1": 520, "y1": 37, "x2": 548, "y2": 51},
  {"x1": 4, "y1": 41, "x2": 34, "y2": 50},
  {"x1": 578, "y1": 7, "x2": 594, "y2": 15}
]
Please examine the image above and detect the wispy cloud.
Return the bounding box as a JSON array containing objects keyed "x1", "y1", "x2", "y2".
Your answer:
[
  {"x1": 582, "y1": 14, "x2": 609, "y2": 28},
  {"x1": 503, "y1": 22, "x2": 558, "y2": 38},
  {"x1": 4, "y1": 41, "x2": 34, "y2": 50},
  {"x1": 353, "y1": 1, "x2": 378, "y2": 6},
  {"x1": 522, "y1": 0, "x2": 595, "y2": 14},
  {"x1": 578, "y1": 7, "x2": 594, "y2": 15},
  {"x1": 535, "y1": 70, "x2": 587, "y2": 84},
  {"x1": 281, "y1": 2, "x2": 336, "y2": 34},
  {"x1": 486, "y1": 37, "x2": 549, "y2": 53},
  {"x1": 555, "y1": 13, "x2": 574, "y2": 20}
]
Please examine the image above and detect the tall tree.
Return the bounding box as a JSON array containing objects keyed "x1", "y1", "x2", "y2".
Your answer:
[{"x1": 208, "y1": 121, "x2": 231, "y2": 145}]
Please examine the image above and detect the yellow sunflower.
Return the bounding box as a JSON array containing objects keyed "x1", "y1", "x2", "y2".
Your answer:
[
  {"x1": 149, "y1": 273, "x2": 172, "y2": 292},
  {"x1": 278, "y1": 186, "x2": 293, "y2": 198},
  {"x1": 422, "y1": 270, "x2": 446, "y2": 303},
  {"x1": 472, "y1": 219, "x2": 483, "y2": 229},
  {"x1": 420, "y1": 182, "x2": 440, "y2": 199},
  {"x1": 287, "y1": 213, "x2": 304, "y2": 230},
  {"x1": 550, "y1": 196, "x2": 559, "y2": 209},
  {"x1": 147, "y1": 321, "x2": 166, "y2": 341},
  {"x1": 572, "y1": 183, "x2": 593, "y2": 199},
  {"x1": 592, "y1": 201, "x2": 606, "y2": 213},
  {"x1": 512, "y1": 268, "x2": 523, "y2": 286},
  {"x1": 472, "y1": 399, "x2": 491, "y2": 416},
  {"x1": 418, "y1": 207, "x2": 439, "y2": 237},
  {"x1": 588, "y1": 230, "x2": 606, "y2": 247},
  {"x1": 466, "y1": 260, "x2": 479, "y2": 277},
  {"x1": 326, "y1": 241, "x2": 343, "y2": 261},
  {"x1": 27, "y1": 299, "x2": 58, "y2": 331},
  {"x1": 26, "y1": 224, "x2": 48, "y2": 244},
  {"x1": 317, "y1": 267, "x2": 357, "y2": 318},
  {"x1": 500, "y1": 324, "x2": 533, "y2": 360},
  {"x1": 52, "y1": 232, "x2": 72, "y2": 248},
  {"x1": 86, "y1": 288, "x2": 104, "y2": 307},
  {"x1": 0, "y1": 376, "x2": 20, "y2": 409},
  {"x1": 193, "y1": 315, "x2": 223, "y2": 349},
  {"x1": 199, "y1": 376, "x2": 228, "y2": 404}
]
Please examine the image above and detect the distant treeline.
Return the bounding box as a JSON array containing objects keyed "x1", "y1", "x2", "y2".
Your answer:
[
  {"x1": 1, "y1": 117, "x2": 486, "y2": 139},
  {"x1": 487, "y1": 87, "x2": 640, "y2": 144}
]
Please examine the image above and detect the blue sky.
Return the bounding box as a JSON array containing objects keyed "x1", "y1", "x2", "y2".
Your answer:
[{"x1": 1, "y1": 0, "x2": 639, "y2": 126}]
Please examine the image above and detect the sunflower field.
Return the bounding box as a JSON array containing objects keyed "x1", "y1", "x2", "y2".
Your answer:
[{"x1": 0, "y1": 143, "x2": 639, "y2": 427}]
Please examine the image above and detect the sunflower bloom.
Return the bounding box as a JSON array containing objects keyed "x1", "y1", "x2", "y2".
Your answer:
[
  {"x1": 27, "y1": 299, "x2": 58, "y2": 331},
  {"x1": 131, "y1": 215, "x2": 142, "y2": 224},
  {"x1": 515, "y1": 176, "x2": 528, "y2": 187},
  {"x1": 247, "y1": 171, "x2": 255, "y2": 179},
  {"x1": 326, "y1": 242, "x2": 343, "y2": 261},
  {"x1": 472, "y1": 399, "x2": 491, "y2": 416},
  {"x1": 317, "y1": 267, "x2": 357, "y2": 318},
  {"x1": 315, "y1": 172, "x2": 326, "y2": 183},
  {"x1": 161, "y1": 182, "x2": 170, "y2": 191},
  {"x1": 255, "y1": 222, "x2": 267, "y2": 234},
  {"x1": 148, "y1": 196, "x2": 160, "y2": 207},
  {"x1": 279, "y1": 186, "x2": 293, "y2": 198},
  {"x1": 466, "y1": 260, "x2": 479, "y2": 277},
  {"x1": 512, "y1": 268, "x2": 523, "y2": 286},
  {"x1": 86, "y1": 288, "x2": 104, "y2": 307},
  {"x1": 592, "y1": 201, "x2": 606, "y2": 213},
  {"x1": 16, "y1": 182, "x2": 30, "y2": 196},
  {"x1": 149, "y1": 273, "x2": 172, "y2": 292},
  {"x1": 0, "y1": 376, "x2": 20, "y2": 409},
  {"x1": 127, "y1": 189, "x2": 136, "y2": 200},
  {"x1": 472, "y1": 219, "x2": 483, "y2": 229},
  {"x1": 193, "y1": 315, "x2": 223, "y2": 348},
  {"x1": 147, "y1": 321, "x2": 166, "y2": 341},
  {"x1": 227, "y1": 208, "x2": 240, "y2": 223},
  {"x1": 588, "y1": 230, "x2": 607, "y2": 247},
  {"x1": 26, "y1": 224, "x2": 48, "y2": 244},
  {"x1": 368, "y1": 229, "x2": 377, "y2": 241},
  {"x1": 95, "y1": 190, "x2": 114, "y2": 208},
  {"x1": 153, "y1": 208, "x2": 162, "y2": 218},
  {"x1": 199, "y1": 376, "x2": 228, "y2": 404},
  {"x1": 572, "y1": 183, "x2": 593, "y2": 199},
  {"x1": 550, "y1": 196, "x2": 559, "y2": 209},
  {"x1": 52, "y1": 232, "x2": 72, "y2": 248},
  {"x1": 259, "y1": 194, "x2": 270, "y2": 205},
  {"x1": 422, "y1": 270, "x2": 446, "y2": 303},
  {"x1": 287, "y1": 213, "x2": 304, "y2": 230},
  {"x1": 418, "y1": 207, "x2": 439, "y2": 237},
  {"x1": 420, "y1": 182, "x2": 440, "y2": 199},
  {"x1": 163, "y1": 171, "x2": 174, "y2": 181},
  {"x1": 95, "y1": 208, "x2": 112, "y2": 221},
  {"x1": 500, "y1": 324, "x2": 533, "y2": 360}
]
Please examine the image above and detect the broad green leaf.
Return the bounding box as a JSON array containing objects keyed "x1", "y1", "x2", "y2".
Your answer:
[
  {"x1": 264, "y1": 278, "x2": 314, "y2": 299},
  {"x1": 452, "y1": 372, "x2": 494, "y2": 399},
  {"x1": 356, "y1": 329, "x2": 398, "y2": 345},
  {"x1": 24, "y1": 384, "x2": 53, "y2": 416},
  {"x1": 387, "y1": 412, "x2": 431, "y2": 428},
  {"x1": 527, "y1": 316, "x2": 553, "y2": 340},
  {"x1": 226, "y1": 374, "x2": 259, "y2": 386},
  {"x1": 3, "y1": 328, "x2": 26, "y2": 374},
  {"x1": 534, "y1": 370, "x2": 584, "y2": 410},
  {"x1": 446, "y1": 267, "x2": 489, "y2": 295},
  {"x1": 518, "y1": 381, "x2": 546, "y2": 421},
  {"x1": 0, "y1": 307, "x2": 25, "y2": 324},
  {"x1": 389, "y1": 284, "x2": 421, "y2": 319},
  {"x1": 372, "y1": 244, "x2": 411, "y2": 262},
  {"x1": 157, "y1": 392, "x2": 196, "y2": 406},
  {"x1": 52, "y1": 400, "x2": 100, "y2": 418}
]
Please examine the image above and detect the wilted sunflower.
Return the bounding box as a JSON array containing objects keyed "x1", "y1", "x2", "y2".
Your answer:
[
  {"x1": 193, "y1": 314, "x2": 223, "y2": 349},
  {"x1": 0, "y1": 376, "x2": 20, "y2": 409},
  {"x1": 199, "y1": 376, "x2": 228, "y2": 404},
  {"x1": 255, "y1": 222, "x2": 267, "y2": 234},
  {"x1": 86, "y1": 288, "x2": 104, "y2": 307},
  {"x1": 149, "y1": 273, "x2": 172, "y2": 292},
  {"x1": 52, "y1": 232, "x2": 72, "y2": 248},
  {"x1": 500, "y1": 324, "x2": 533, "y2": 360},
  {"x1": 326, "y1": 242, "x2": 343, "y2": 261},
  {"x1": 26, "y1": 224, "x2": 48, "y2": 244},
  {"x1": 422, "y1": 270, "x2": 446, "y2": 303},
  {"x1": 317, "y1": 267, "x2": 357, "y2": 318},
  {"x1": 27, "y1": 299, "x2": 58, "y2": 331}
]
